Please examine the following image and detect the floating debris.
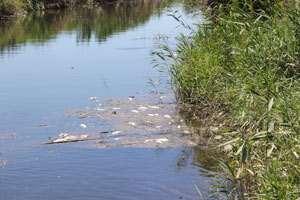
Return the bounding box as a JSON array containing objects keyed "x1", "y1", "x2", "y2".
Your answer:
[
  {"x1": 63, "y1": 94, "x2": 197, "y2": 148},
  {"x1": 0, "y1": 160, "x2": 6, "y2": 168},
  {"x1": 210, "y1": 127, "x2": 219, "y2": 132},
  {"x1": 88, "y1": 97, "x2": 97, "y2": 100},
  {"x1": 141, "y1": 121, "x2": 153, "y2": 126},
  {"x1": 183, "y1": 130, "x2": 191, "y2": 134},
  {"x1": 79, "y1": 114, "x2": 91, "y2": 119},
  {"x1": 37, "y1": 124, "x2": 50, "y2": 128},
  {"x1": 214, "y1": 135, "x2": 222, "y2": 140},
  {"x1": 224, "y1": 144, "x2": 233, "y2": 152},
  {"x1": 80, "y1": 124, "x2": 87, "y2": 128}
]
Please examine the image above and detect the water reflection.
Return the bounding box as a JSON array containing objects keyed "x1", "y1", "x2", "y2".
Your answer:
[
  {"x1": 176, "y1": 146, "x2": 222, "y2": 172},
  {"x1": 0, "y1": 2, "x2": 223, "y2": 199},
  {"x1": 0, "y1": 0, "x2": 166, "y2": 55}
]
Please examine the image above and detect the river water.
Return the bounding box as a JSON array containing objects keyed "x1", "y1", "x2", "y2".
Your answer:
[{"x1": 0, "y1": 1, "x2": 219, "y2": 199}]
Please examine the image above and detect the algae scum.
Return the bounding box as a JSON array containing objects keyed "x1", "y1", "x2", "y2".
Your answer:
[{"x1": 0, "y1": 1, "x2": 218, "y2": 199}]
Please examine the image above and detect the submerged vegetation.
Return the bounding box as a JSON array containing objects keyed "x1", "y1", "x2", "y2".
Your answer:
[{"x1": 157, "y1": 0, "x2": 300, "y2": 198}]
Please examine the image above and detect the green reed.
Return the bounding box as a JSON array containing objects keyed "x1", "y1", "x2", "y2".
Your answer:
[{"x1": 157, "y1": 0, "x2": 300, "y2": 198}]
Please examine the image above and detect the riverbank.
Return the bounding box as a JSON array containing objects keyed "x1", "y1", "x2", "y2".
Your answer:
[
  {"x1": 159, "y1": 0, "x2": 300, "y2": 198},
  {"x1": 0, "y1": 0, "x2": 113, "y2": 18}
]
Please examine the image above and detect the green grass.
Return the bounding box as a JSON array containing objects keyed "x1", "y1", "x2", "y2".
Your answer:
[{"x1": 157, "y1": 0, "x2": 300, "y2": 198}]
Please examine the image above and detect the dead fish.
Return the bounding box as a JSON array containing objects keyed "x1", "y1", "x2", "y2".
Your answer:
[
  {"x1": 131, "y1": 110, "x2": 139, "y2": 113},
  {"x1": 59, "y1": 133, "x2": 69, "y2": 138},
  {"x1": 148, "y1": 114, "x2": 154, "y2": 117},
  {"x1": 164, "y1": 115, "x2": 172, "y2": 119},
  {"x1": 53, "y1": 135, "x2": 79, "y2": 143},
  {"x1": 138, "y1": 106, "x2": 148, "y2": 111},
  {"x1": 80, "y1": 124, "x2": 87, "y2": 128},
  {"x1": 37, "y1": 124, "x2": 49, "y2": 128},
  {"x1": 128, "y1": 122, "x2": 136, "y2": 126},
  {"x1": 99, "y1": 131, "x2": 110, "y2": 134},
  {"x1": 155, "y1": 138, "x2": 168, "y2": 143},
  {"x1": 80, "y1": 135, "x2": 89, "y2": 139},
  {"x1": 128, "y1": 96, "x2": 134, "y2": 100},
  {"x1": 149, "y1": 105, "x2": 160, "y2": 109},
  {"x1": 112, "y1": 131, "x2": 122, "y2": 135},
  {"x1": 88, "y1": 97, "x2": 97, "y2": 100},
  {"x1": 79, "y1": 115, "x2": 91, "y2": 119}
]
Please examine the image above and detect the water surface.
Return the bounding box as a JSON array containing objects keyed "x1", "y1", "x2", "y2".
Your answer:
[{"x1": 0, "y1": 1, "x2": 216, "y2": 199}]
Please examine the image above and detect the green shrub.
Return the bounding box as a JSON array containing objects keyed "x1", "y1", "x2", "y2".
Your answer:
[{"x1": 0, "y1": 0, "x2": 23, "y2": 16}]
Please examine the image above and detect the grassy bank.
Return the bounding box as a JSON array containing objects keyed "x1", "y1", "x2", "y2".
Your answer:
[{"x1": 158, "y1": 0, "x2": 300, "y2": 198}]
